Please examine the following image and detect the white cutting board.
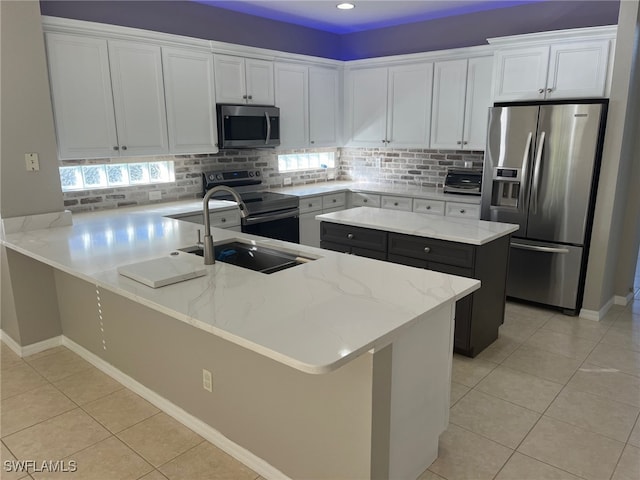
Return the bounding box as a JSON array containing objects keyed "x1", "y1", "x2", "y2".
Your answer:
[{"x1": 117, "y1": 255, "x2": 207, "y2": 288}]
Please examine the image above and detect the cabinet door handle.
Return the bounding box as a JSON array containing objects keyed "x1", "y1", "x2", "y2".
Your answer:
[
  {"x1": 456, "y1": 140, "x2": 462, "y2": 145},
  {"x1": 463, "y1": 141, "x2": 468, "y2": 145},
  {"x1": 546, "y1": 88, "x2": 553, "y2": 93},
  {"x1": 347, "y1": 233, "x2": 354, "y2": 239},
  {"x1": 248, "y1": 95, "x2": 253, "y2": 100},
  {"x1": 538, "y1": 88, "x2": 544, "y2": 94},
  {"x1": 113, "y1": 146, "x2": 119, "y2": 151},
  {"x1": 121, "y1": 146, "x2": 127, "y2": 151},
  {"x1": 424, "y1": 247, "x2": 431, "y2": 253},
  {"x1": 242, "y1": 95, "x2": 247, "y2": 99},
  {"x1": 310, "y1": 140, "x2": 315, "y2": 144}
]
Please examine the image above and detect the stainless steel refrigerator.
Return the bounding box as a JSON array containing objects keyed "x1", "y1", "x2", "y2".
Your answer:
[{"x1": 480, "y1": 101, "x2": 607, "y2": 314}]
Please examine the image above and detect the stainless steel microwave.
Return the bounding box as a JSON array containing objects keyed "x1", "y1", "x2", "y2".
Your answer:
[{"x1": 216, "y1": 104, "x2": 280, "y2": 149}]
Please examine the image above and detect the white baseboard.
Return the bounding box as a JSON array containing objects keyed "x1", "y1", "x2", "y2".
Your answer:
[
  {"x1": 614, "y1": 292, "x2": 634, "y2": 306},
  {"x1": 0, "y1": 331, "x2": 63, "y2": 357},
  {"x1": 0, "y1": 330, "x2": 22, "y2": 356},
  {"x1": 579, "y1": 296, "x2": 615, "y2": 321},
  {"x1": 61, "y1": 336, "x2": 290, "y2": 480}
]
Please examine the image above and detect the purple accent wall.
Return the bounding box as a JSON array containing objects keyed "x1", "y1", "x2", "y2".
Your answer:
[
  {"x1": 40, "y1": 1, "x2": 619, "y2": 61},
  {"x1": 339, "y1": 1, "x2": 620, "y2": 60},
  {"x1": 39, "y1": 1, "x2": 343, "y2": 59}
]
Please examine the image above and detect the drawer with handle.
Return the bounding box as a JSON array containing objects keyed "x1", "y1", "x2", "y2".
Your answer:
[
  {"x1": 209, "y1": 209, "x2": 242, "y2": 228},
  {"x1": 350, "y1": 192, "x2": 381, "y2": 208},
  {"x1": 299, "y1": 195, "x2": 323, "y2": 214},
  {"x1": 445, "y1": 202, "x2": 480, "y2": 219},
  {"x1": 322, "y1": 192, "x2": 347, "y2": 209},
  {"x1": 388, "y1": 232, "x2": 474, "y2": 268},
  {"x1": 381, "y1": 195, "x2": 413, "y2": 211},
  {"x1": 320, "y1": 222, "x2": 387, "y2": 252},
  {"x1": 413, "y1": 198, "x2": 445, "y2": 216}
]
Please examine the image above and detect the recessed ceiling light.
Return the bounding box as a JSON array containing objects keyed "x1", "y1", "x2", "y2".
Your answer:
[{"x1": 336, "y1": 3, "x2": 355, "y2": 10}]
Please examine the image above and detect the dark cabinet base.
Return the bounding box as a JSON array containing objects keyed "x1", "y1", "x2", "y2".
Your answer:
[{"x1": 321, "y1": 221, "x2": 511, "y2": 357}]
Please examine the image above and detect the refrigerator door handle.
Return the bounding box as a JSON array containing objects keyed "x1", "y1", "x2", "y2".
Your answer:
[
  {"x1": 511, "y1": 242, "x2": 570, "y2": 254},
  {"x1": 520, "y1": 132, "x2": 533, "y2": 211},
  {"x1": 531, "y1": 131, "x2": 546, "y2": 214}
]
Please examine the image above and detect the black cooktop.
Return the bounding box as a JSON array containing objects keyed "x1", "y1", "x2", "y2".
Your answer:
[{"x1": 203, "y1": 170, "x2": 298, "y2": 215}]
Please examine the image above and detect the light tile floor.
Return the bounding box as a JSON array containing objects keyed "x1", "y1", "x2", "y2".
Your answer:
[{"x1": 1, "y1": 297, "x2": 640, "y2": 480}]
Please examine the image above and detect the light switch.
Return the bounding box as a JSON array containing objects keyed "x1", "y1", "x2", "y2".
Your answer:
[{"x1": 25, "y1": 153, "x2": 40, "y2": 172}]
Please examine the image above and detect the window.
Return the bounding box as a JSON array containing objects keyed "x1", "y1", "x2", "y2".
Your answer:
[
  {"x1": 278, "y1": 152, "x2": 335, "y2": 172},
  {"x1": 59, "y1": 161, "x2": 175, "y2": 192}
]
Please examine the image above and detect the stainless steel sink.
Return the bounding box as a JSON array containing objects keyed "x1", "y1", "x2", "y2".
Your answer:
[{"x1": 179, "y1": 241, "x2": 314, "y2": 274}]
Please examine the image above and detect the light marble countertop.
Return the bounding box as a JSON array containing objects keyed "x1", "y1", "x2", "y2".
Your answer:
[
  {"x1": 2, "y1": 202, "x2": 479, "y2": 374},
  {"x1": 272, "y1": 181, "x2": 481, "y2": 204},
  {"x1": 317, "y1": 207, "x2": 519, "y2": 245}
]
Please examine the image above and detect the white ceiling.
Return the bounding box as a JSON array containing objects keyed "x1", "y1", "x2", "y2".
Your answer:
[{"x1": 198, "y1": 1, "x2": 541, "y2": 34}]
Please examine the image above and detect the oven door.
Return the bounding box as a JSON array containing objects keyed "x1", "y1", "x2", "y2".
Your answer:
[{"x1": 242, "y1": 209, "x2": 300, "y2": 243}]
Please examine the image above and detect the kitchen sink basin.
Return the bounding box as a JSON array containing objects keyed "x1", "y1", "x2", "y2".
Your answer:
[{"x1": 179, "y1": 241, "x2": 314, "y2": 274}]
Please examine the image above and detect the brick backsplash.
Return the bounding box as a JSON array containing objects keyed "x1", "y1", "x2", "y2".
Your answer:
[
  {"x1": 61, "y1": 146, "x2": 484, "y2": 212},
  {"x1": 339, "y1": 147, "x2": 484, "y2": 188},
  {"x1": 61, "y1": 147, "x2": 338, "y2": 212}
]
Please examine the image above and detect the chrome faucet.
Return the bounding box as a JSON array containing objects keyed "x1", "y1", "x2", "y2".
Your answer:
[{"x1": 202, "y1": 186, "x2": 248, "y2": 265}]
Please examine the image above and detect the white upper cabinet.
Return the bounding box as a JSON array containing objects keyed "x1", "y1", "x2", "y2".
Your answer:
[
  {"x1": 214, "y1": 54, "x2": 274, "y2": 105},
  {"x1": 162, "y1": 47, "x2": 218, "y2": 154},
  {"x1": 387, "y1": 63, "x2": 433, "y2": 147},
  {"x1": 46, "y1": 34, "x2": 169, "y2": 159},
  {"x1": 346, "y1": 63, "x2": 432, "y2": 148},
  {"x1": 346, "y1": 67, "x2": 388, "y2": 146},
  {"x1": 275, "y1": 63, "x2": 339, "y2": 148},
  {"x1": 309, "y1": 66, "x2": 339, "y2": 147},
  {"x1": 431, "y1": 56, "x2": 492, "y2": 150},
  {"x1": 463, "y1": 56, "x2": 493, "y2": 150},
  {"x1": 108, "y1": 40, "x2": 169, "y2": 156},
  {"x1": 492, "y1": 39, "x2": 610, "y2": 101},
  {"x1": 275, "y1": 63, "x2": 309, "y2": 148},
  {"x1": 46, "y1": 33, "x2": 119, "y2": 160}
]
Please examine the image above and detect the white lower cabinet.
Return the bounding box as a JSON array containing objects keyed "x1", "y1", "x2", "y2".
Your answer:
[
  {"x1": 381, "y1": 195, "x2": 413, "y2": 211},
  {"x1": 413, "y1": 198, "x2": 445, "y2": 216},
  {"x1": 445, "y1": 202, "x2": 481, "y2": 219},
  {"x1": 350, "y1": 192, "x2": 381, "y2": 208},
  {"x1": 299, "y1": 193, "x2": 348, "y2": 247},
  {"x1": 171, "y1": 209, "x2": 241, "y2": 231}
]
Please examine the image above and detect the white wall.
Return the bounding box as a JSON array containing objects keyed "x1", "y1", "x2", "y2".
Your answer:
[
  {"x1": 0, "y1": 0, "x2": 64, "y2": 219},
  {"x1": 583, "y1": 0, "x2": 640, "y2": 312}
]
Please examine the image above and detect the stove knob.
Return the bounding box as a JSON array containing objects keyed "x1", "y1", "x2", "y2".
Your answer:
[
  {"x1": 249, "y1": 171, "x2": 254, "y2": 177},
  {"x1": 255, "y1": 171, "x2": 261, "y2": 177},
  {"x1": 216, "y1": 174, "x2": 223, "y2": 180},
  {"x1": 208, "y1": 174, "x2": 215, "y2": 181}
]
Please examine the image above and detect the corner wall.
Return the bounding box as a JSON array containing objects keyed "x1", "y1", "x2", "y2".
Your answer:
[
  {"x1": 0, "y1": 0, "x2": 64, "y2": 219},
  {"x1": 583, "y1": 0, "x2": 640, "y2": 312}
]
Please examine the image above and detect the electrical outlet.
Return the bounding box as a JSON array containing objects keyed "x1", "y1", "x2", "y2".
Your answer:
[
  {"x1": 149, "y1": 191, "x2": 162, "y2": 201},
  {"x1": 202, "y1": 369, "x2": 212, "y2": 392},
  {"x1": 327, "y1": 172, "x2": 335, "y2": 180},
  {"x1": 25, "y1": 153, "x2": 40, "y2": 172},
  {"x1": 283, "y1": 177, "x2": 292, "y2": 186}
]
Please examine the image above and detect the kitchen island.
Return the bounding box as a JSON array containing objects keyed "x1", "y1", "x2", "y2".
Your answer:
[
  {"x1": 317, "y1": 207, "x2": 519, "y2": 357},
  {"x1": 1, "y1": 202, "x2": 478, "y2": 480}
]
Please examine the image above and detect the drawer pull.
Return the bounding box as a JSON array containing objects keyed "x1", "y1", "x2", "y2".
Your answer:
[
  {"x1": 424, "y1": 247, "x2": 431, "y2": 253},
  {"x1": 332, "y1": 199, "x2": 337, "y2": 203},
  {"x1": 221, "y1": 218, "x2": 226, "y2": 223},
  {"x1": 308, "y1": 203, "x2": 313, "y2": 208},
  {"x1": 426, "y1": 205, "x2": 431, "y2": 210},
  {"x1": 347, "y1": 233, "x2": 354, "y2": 239},
  {"x1": 363, "y1": 199, "x2": 368, "y2": 203},
  {"x1": 460, "y1": 209, "x2": 466, "y2": 214},
  {"x1": 394, "y1": 202, "x2": 399, "y2": 206}
]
